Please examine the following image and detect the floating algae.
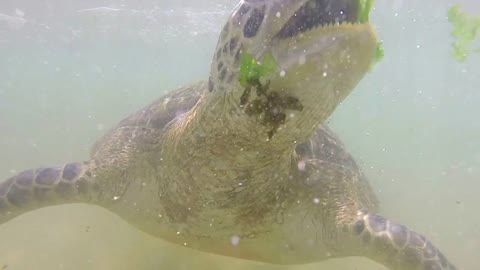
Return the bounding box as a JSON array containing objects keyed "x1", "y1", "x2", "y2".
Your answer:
[
  {"x1": 239, "y1": 53, "x2": 278, "y2": 88},
  {"x1": 358, "y1": 0, "x2": 375, "y2": 23},
  {"x1": 448, "y1": 4, "x2": 480, "y2": 62}
]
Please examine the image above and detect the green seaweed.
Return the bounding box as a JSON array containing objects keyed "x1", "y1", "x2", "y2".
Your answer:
[
  {"x1": 375, "y1": 41, "x2": 385, "y2": 63},
  {"x1": 240, "y1": 53, "x2": 279, "y2": 87},
  {"x1": 368, "y1": 42, "x2": 385, "y2": 71},
  {"x1": 448, "y1": 5, "x2": 480, "y2": 62},
  {"x1": 358, "y1": 0, "x2": 375, "y2": 23}
]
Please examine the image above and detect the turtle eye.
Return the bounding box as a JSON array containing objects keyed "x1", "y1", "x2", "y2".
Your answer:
[{"x1": 243, "y1": 6, "x2": 266, "y2": 38}]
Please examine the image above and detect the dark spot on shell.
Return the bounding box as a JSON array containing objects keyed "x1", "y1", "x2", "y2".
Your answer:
[
  {"x1": 424, "y1": 260, "x2": 442, "y2": 270},
  {"x1": 423, "y1": 241, "x2": 437, "y2": 259},
  {"x1": 243, "y1": 6, "x2": 265, "y2": 38},
  {"x1": 216, "y1": 48, "x2": 222, "y2": 60},
  {"x1": 409, "y1": 232, "x2": 426, "y2": 248},
  {"x1": 353, "y1": 219, "x2": 365, "y2": 235},
  {"x1": 217, "y1": 61, "x2": 224, "y2": 72},
  {"x1": 362, "y1": 232, "x2": 371, "y2": 243},
  {"x1": 229, "y1": 37, "x2": 238, "y2": 52},
  {"x1": 15, "y1": 170, "x2": 34, "y2": 186},
  {"x1": 0, "y1": 199, "x2": 9, "y2": 211},
  {"x1": 85, "y1": 171, "x2": 92, "y2": 178},
  {"x1": 63, "y1": 163, "x2": 83, "y2": 181},
  {"x1": 389, "y1": 223, "x2": 409, "y2": 248},
  {"x1": 437, "y1": 251, "x2": 448, "y2": 268},
  {"x1": 36, "y1": 167, "x2": 61, "y2": 185},
  {"x1": 55, "y1": 182, "x2": 74, "y2": 198},
  {"x1": 368, "y1": 215, "x2": 387, "y2": 233},
  {"x1": 77, "y1": 178, "x2": 89, "y2": 194},
  {"x1": 227, "y1": 73, "x2": 235, "y2": 83},
  {"x1": 219, "y1": 69, "x2": 227, "y2": 81},
  {"x1": 0, "y1": 177, "x2": 14, "y2": 196},
  {"x1": 222, "y1": 42, "x2": 229, "y2": 54},
  {"x1": 220, "y1": 22, "x2": 229, "y2": 40},
  {"x1": 208, "y1": 77, "x2": 215, "y2": 92},
  {"x1": 237, "y1": 4, "x2": 250, "y2": 16},
  {"x1": 295, "y1": 143, "x2": 311, "y2": 158},
  {"x1": 403, "y1": 246, "x2": 423, "y2": 265},
  {"x1": 34, "y1": 187, "x2": 53, "y2": 201},
  {"x1": 7, "y1": 185, "x2": 32, "y2": 207},
  {"x1": 234, "y1": 47, "x2": 243, "y2": 64}
]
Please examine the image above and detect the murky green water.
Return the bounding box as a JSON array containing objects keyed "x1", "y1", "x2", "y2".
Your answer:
[{"x1": 0, "y1": 0, "x2": 478, "y2": 269}]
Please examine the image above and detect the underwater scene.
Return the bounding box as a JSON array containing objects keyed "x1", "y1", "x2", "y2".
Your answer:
[{"x1": 0, "y1": 0, "x2": 479, "y2": 269}]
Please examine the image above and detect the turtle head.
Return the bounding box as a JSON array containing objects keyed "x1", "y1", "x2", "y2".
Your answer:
[{"x1": 208, "y1": 0, "x2": 378, "y2": 142}]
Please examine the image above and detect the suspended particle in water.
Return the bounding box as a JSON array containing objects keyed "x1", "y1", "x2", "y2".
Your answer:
[
  {"x1": 231, "y1": 235, "x2": 241, "y2": 246},
  {"x1": 298, "y1": 54, "x2": 306, "y2": 65},
  {"x1": 297, "y1": 160, "x2": 306, "y2": 171}
]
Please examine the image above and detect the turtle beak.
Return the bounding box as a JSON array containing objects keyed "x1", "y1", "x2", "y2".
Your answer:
[{"x1": 276, "y1": 0, "x2": 366, "y2": 39}]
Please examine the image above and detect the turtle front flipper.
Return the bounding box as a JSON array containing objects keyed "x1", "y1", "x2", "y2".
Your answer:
[
  {"x1": 350, "y1": 212, "x2": 457, "y2": 270},
  {"x1": 293, "y1": 131, "x2": 457, "y2": 269},
  {"x1": 0, "y1": 161, "x2": 97, "y2": 224}
]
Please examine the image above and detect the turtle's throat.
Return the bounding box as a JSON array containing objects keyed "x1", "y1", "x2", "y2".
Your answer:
[
  {"x1": 160, "y1": 94, "x2": 295, "y2": 180},
  {"x1": 158, "y1": 99, "x2": 295, "y2": 226},
  {"x1": 163, "y1": 94, "x2": 296, "y2": 165}
]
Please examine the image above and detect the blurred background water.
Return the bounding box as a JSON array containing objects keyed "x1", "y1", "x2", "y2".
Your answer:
[{"x1": 0, "y1": 0, "x2": 479, "y2": 269}]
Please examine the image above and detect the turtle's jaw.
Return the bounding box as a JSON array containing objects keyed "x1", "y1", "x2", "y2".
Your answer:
[
  {"x1": 266, "y1": 22, "x2": 377, "y2": 142},
  {"x1": 203, "y1": 0, "x2": 378, "y2": 143},
  {"x1": 276, "y1": 0, "x2": 361, "y2": 39}
]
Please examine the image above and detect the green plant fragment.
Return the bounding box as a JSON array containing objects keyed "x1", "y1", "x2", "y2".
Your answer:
[
  {"x1": 240, "y1": 53, "x2": 279, "y2": 87},
  {"x1": 448, "y1": 5, "x2": 480, "y2": 62},
  {"x1": 358, "y1": 0, "x2": 375, "y2": 23}
]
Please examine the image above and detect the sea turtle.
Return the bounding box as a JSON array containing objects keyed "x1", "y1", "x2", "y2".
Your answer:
[{"x1": 0, "y1": 0, "x2": 457, "y2": 269}]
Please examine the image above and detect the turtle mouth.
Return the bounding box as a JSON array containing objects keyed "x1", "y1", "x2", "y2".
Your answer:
[{"x1": 276, "y1": 0, "x2": 362, "y2": 39}]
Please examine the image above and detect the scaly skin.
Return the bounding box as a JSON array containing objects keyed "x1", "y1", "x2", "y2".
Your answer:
[{"x1": 0, "y1": 1, "x2": 457, "y2": 269}]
